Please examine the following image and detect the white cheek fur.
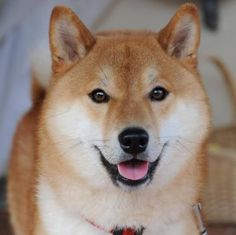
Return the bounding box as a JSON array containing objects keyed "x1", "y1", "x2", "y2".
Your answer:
[
  {"x1": 154, "y1": 100, "x2": 209, "y2": 188},
  {"x1": 159, "y1": 100, "x2": 208, "y2": 142},
  {"x1": 48, "y1": 101, "x2": 102, "y2": 142},
  {"x1": 46, "y1": 101, "x2": 110, "y2": 188}
]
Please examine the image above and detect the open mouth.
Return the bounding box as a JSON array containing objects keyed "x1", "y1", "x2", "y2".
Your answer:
[
  {"x1": 118, "y1": 159, "x2": 149, "y2": 181},
  {"x1": 95, "y1": 144, "x2": 167, "y2": 187}
]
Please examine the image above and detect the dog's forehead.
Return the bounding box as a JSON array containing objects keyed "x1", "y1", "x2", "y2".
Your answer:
[
  {"x1": 95, "y1": 36, "x2": 161, "y2": 66},
  {"x1": 97, "y1": 65, "x2": 159, "y2": 85},
  {"x1": 91, "y1": 36, "x2": 164, "y2": 85}
]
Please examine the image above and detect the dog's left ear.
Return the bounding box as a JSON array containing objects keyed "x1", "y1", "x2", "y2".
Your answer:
[
  {"x1": 158, "y1": 4, "x2": 200, "y2": 68},
  {"x1": 49, "y1": 6, "x2": 95, "y2": 74}
]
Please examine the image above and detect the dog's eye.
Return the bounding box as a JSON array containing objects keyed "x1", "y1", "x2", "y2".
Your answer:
[
  {"x1": 149, "y1": 86, "x2": 169, "y2": 101},
  {"x1": 89, "y1": 89, "x2": 110, "y2": 103}
]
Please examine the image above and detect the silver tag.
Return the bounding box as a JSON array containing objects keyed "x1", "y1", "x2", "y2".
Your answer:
[{"x1": 193, "y1": 203, "x2": 208, "y2": 235}]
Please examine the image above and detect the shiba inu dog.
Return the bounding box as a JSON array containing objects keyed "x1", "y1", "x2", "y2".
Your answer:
[{"x1": 8, "y1": 3, "x2": 211, "y2": 235}]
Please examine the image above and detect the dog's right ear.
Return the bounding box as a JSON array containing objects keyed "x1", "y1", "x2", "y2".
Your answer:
[{"x1": 49, "y1": 6, "x2": 95, "y2": 74}]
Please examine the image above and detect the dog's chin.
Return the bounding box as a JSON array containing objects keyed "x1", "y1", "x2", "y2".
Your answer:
[{"x1": 94, "y1": 145, "x2": 166, "y2": 190}]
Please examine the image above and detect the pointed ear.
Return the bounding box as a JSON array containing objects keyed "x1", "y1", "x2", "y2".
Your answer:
[
  {"x1": 49, "y1": 6, "x2": 95, "y2": 74},
  {"x1": 158, "y1": 4, "x2": 200, "y2": 68}
]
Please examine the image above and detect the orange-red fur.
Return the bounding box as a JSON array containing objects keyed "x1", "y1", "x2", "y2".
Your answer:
[{"x1": 8, "y1": 4, "x2": 210, "y2": 235}]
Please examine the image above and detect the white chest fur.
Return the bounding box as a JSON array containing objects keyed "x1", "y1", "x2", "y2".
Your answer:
[
  {"x1": 37, "y1": 178, "x2": 199, "y2": 235},
  {"x1": 37, "y1": 180, "x2": 107, "y2": 235}
]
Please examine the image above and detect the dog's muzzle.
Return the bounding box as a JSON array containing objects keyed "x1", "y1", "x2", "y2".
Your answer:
[{"x1": 95, "y1": 127, "x2": 167, "y2": 188}]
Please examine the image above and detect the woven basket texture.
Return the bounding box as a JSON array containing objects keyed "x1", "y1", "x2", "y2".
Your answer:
[{"x1": 203, "y1": 57, "x2": 236, "y2": 224}]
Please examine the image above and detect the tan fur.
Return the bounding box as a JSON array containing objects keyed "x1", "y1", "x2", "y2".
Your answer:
[
  {"x1": 8, "y1": 4, "x2": 210, "y2": 235},
  {"x1": 7, "y1": 106, "x2": 40, "y2": 235}
]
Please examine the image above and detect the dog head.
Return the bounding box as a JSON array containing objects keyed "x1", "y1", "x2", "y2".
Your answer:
[{"x1": 42, "y1": 4, "x2": 210, "y2": 191}]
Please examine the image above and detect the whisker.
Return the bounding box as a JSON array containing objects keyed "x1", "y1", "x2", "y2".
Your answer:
[
  {"x1": 177, "y1": 136, "x2": 202, "y2": 145},
  {"x1": 45, "y1": 108, "x2": 71, "y2": 119},
  {"x1": 176, "y1": 139, "x2": 194, "y2": 155}
]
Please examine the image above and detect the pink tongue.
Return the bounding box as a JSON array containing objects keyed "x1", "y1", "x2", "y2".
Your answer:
[{"x1": 118, "y1": 160, "x2": 149, "y2": 181}]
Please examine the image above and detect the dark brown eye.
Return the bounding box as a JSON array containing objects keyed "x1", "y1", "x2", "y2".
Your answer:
[
  {"x1": 150, "y1": 86, "x2": 169, "y2": 101},
  {"x1": 89, "y1": 89, "x2": 110, "y2": 103}
]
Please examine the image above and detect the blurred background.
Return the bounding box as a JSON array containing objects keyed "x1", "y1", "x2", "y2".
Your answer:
[{"x1": 0, "y1": 0, "x2": 236, "y2": 234}]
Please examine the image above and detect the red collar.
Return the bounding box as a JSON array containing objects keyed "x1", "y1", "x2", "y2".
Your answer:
[
  {"x1": 121, "y1": 229, "x2": 137, "y2": 235},
  {"x1": 111, "y1": 228, "x2": 139, "y2": 235},
  {"x1": 85, "y1": 217, "x2": 142, "y2": 234}
]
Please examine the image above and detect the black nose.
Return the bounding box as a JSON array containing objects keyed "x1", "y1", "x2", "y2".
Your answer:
[{"x1": 118, "y1": 128, "x2": 149, "y2": 155}]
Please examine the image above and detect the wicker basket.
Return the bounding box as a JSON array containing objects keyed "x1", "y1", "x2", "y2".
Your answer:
[{"x1": 203, "y1": 57, "x2": 236, "y2": 224}]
